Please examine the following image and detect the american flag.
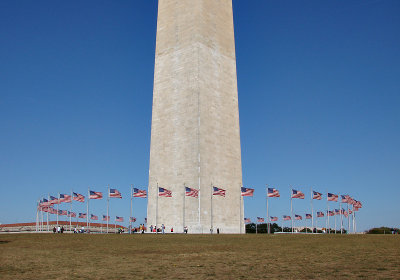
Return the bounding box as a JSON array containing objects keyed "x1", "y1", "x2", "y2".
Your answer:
[
  {"x1": 270, "y1": 216, "x2": 278, "y2": 222},
  {"x1": 90, "y1": 214, "x2": 98, "y2": 220},
  {"x1": 109, "y1": 188, "x2": 122, "y2": 198},
  {"x1": 341, "y1": 195, "x2": 350, "y2": 203},
  {"x1": 335, "y1": 209, "x2": 340, "y2": 215},
  {"x1": 49, "y1": 207, "x2": 57, "y2": 214},
  {"x1": 313, "y1": 191, "x2": 322, "y2": 200},
  {"x1": 79, "y1": 213, "x2": 87, "y2": 219},
  {"x1": 116, "y1": 216, "x2": 124, "y2": 222},
  {"x1": 186, "y1": 187, "x2": 199, "y2": 198},
  {"x1": 68, "y1": 211, "x2": 76, "y2": 218},
  {"x1": 295, "y1": 214, "x2": 302, "y2": 220},
  {"x1": 213, "y1": 186, "x2": 226, "y2": 197},
  {"x1": 317, "y1": 211, "x2": 324, "y2": 217},
  {"x1": 159, "y1": 187, "x2": 172, "y2": 197},
  {"x1": 348, "y1": 196, "x2": 355, "y2": 205},
  {"x1": 102, "y1": 215, "x2": 110, "y2": 221},
  {"x1": 49, "y1": 196, "x2": 59, "y2": 205},
  {"x1": 241, "y1": 187, "x2": 254, "y2": 197},
  {"x1": 349, "y1": 209, "x2": 353, "y2": 214},
  {"x1": 327, "y1": 193, "x2": 338, "y2": 202},
  {"x1": 130, "y1": 217, "x2": 136, "y2": 223},
  {"x1": 283, "y1": 215, "x2": 291, "y2": 221},
  {"x1": 59, "y1": 194, "x2": 72, "y2": 203},
  {"x1": 327, "y1": 210, "x2": 335, "y2": 216},
  {"x1": 355, "y1": 200, "x2": 362, "y2": 208},
  {"x1": 267, "y1": 188, "x2": 280, "y2": 198},
  {"x1": 343, "y1": 210, "x2": 349, "y2": 218},
  {"x1": 89, "y1": 190, "x2": 103, "y2": 199},
  {"x1": 244, "y1": 218, "x2": 251, "y2": 223},
  {"x1": 306, "y1": 214, "x2": 312, "y2": 219},
  {"x1": 40, "y1": 198, "x2": 50, "y2": 207},
  {"x1": 73, "y1": 192, "x2": 85, "y2": 202},
  {"x1": 257, "y1": 217, "x2": 265, "y2": 223},
  {"x1": 59, "y1": 210, "x2": 68, "y2": 216},
  {"x1": 39, "y1": 206, "x2": 48, "y2": 212},
  {"x1": 292, "y1": 189, "x2": 305, "y2": 199},
  {"x1": 133, "y1": 188, "x2": 147, "y2": 198}
]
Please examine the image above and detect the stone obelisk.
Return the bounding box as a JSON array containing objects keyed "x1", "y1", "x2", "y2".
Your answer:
[{"x1": 147, "y1": 0, "x2": 243, "y2": 233}]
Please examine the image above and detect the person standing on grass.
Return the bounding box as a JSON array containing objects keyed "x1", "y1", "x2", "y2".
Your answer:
[
  {"x1": 162, "y1": 224, "x2": 165, "y2": 234},
  {"x1": 57, "y1": 225, "x2": 61, "y2": 233},
  {"x1": 150, "y1": 225, "x2": 153, "y2": 233},
  {"x1": 53, "y1": 227, "x2": 56, "y2": 233}
]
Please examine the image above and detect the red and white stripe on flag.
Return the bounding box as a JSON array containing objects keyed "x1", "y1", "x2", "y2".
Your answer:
[
  {"x1": 109, "y1": 188, "x2": 122, "y2": 198},
  {"x1": 213, "y1": 187, "x2": 226, "y2": 197},
  {"x1": 89, "y1": 191, "x2": 103, "y2": 199}
]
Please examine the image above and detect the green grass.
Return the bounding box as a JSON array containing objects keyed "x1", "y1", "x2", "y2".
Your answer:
[{"x1": 0, "y1": 234, "x2": 399, "y2": 279}]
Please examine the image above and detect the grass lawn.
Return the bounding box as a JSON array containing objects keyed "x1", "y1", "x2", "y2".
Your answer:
[{"x1": 1, "y1": 233, "x2": 399, "y2": 279}]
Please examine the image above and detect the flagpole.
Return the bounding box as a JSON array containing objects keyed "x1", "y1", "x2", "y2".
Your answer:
[
  {"x1": 38, "y1": 202, "x2": 40, "y2": 231},
  {"x1": 290, "y1": 188, "x2": 293, "y2": 233},
  {"x1": 311, "y1": 188, "x2": 314, "y2": 233},
  {"x1": 40, "y1": 199, "x2": 43, "y2": 231},
  {"x1": 210, "y1": 183, "x2": 213, "y2": 234},
  {"x1": 47, "y1": 194, "x2": 50, "y2": 232},
  {"x1": 69, "y1": 190, "x2": 72, "y2": 232},
  {"x1": 107, "y1": 185, "x2": 110, "y2": 234},
  {"x1": 198, "y1": 180, "x2": 201, "y2": 234},
  {"x1": 354, "y1": 208, "x2": 357, "y2": 233},
  {"x1": 156, "y1": 181, "x2": 159, "y2": 230},
  {"x1": 39, "y1": 199, "x2": 42, "y2": 232},
  {"x1": 334, "y1": 211, "x2": 337, "y2": 234},
  {"x1": 353, "y1": 204, "x2": 355, "y2": 233},
  {"x1": 130, "y1": 184, "x2": 133, "y2": 234},
  {"x1": 326, "y1": 191, "x2": 329, "y2": 234},
  {"x1": 239, "y1": 185, "x2": 242, "y2": 234},
  {"x1": 266, "y1": 185, "x2": 270, "y2": 234},
  {"x1": 347, "y1": 203, "x2": 350, "y2": 234},
  {"x1": 351, "y1": 204, "x2": 356, "y2": 233},
  {"x1": 39, "y1": 207, "x2": 44, "y2": 231},
  {"x1": 306, "y1": 217, "x2": 308, "y2": 234},
  {"x1": 87, "y1": 187, "x2": 89, "y2": 232},
  {"x1": 57, "y1": 193, "x2": 60, "y2": 227},
  {"x1": 183, "y1": 183, "x2": 186, "y2": 233},
  {"x1": 339, "y1": 194, "x2": 342, "y2": 234}
]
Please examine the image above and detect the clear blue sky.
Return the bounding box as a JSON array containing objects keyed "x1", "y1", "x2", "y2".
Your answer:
[{"x1": 1, "y1": 0, "x2": 399, "y2": 231}]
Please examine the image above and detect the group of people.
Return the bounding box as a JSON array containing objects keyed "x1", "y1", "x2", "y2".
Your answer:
[
  {"x1": 148, "y1": 224, "x2": 168, "y2": 234},
  {"x1": 53, "y1": 225, "x2": 86, "y2": 233},
  {"x1": 52, "y1": 226, "x2": 65, "y2": 233}
]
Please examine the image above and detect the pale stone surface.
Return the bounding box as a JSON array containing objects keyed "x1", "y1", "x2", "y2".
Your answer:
[{"x1": 147, "y1": 0, "x2": 244, "y2": 233}]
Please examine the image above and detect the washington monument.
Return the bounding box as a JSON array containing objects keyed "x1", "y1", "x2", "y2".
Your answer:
[{"x1": 147, "y1": 0, "x2": 243, "y2": 233}]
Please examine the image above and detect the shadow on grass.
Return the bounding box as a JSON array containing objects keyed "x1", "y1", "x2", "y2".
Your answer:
[{"x1": 0, "y1": 240, "x2": 11, "y2": 244}]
